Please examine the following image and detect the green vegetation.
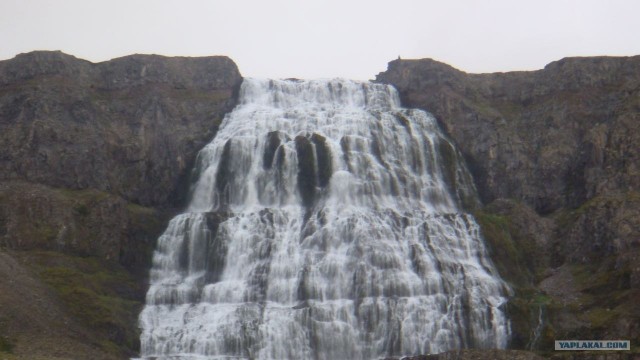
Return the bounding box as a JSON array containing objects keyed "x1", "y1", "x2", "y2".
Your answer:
[
  {"x1": 474, "y1": 210, "x2": 537, "y2": 286},
  {"x1": 556, "y1": 191, "x2": 640, "y2": 227},
  {"x1": 551, "y1": 190, "x2": 640, "y2": 318},
  {"x1": 532, "y1": 292, "x2": 552, "y2": 306},
  {"x1": 0, "y1": 353, "x2": 15, "y2": 360},
  {"x1": 73, "y1": 203, "x2": 89, "y2": 217},
  {"x1": 0, "y1": 335, "x2": 14, "y2": 353},
  {"x1": 464, "y1": 95, "x2": 500, "y2": 119},
  {"x1": 0, "y1": 183, "x2": 163, "y2": 357},
  {"x1": 506, "y1": 294, "x2": 556, "y2": 352},
  {"x1": 55, "y1": 187, "x2": 111, "y2": 202},
  {"x1": 477, "y1": 198, "x2": 639, "y2": 352},
  {"x1": 31, "y1": 223, "x2": 57, "y2": 244},
  {"x1": 474, "y1": 208, "x2": 555, "y2": 350},
  {"x1": 571, "y1": 259, "x2": 631, "y2": 295},
  {"x1": 25, "y1": 251, "x2": 143, "y2": 357},
  {"x1": 540, "y1": 193, "x2": 638, "y2": 352},
  {"x1": 127, "y1": 202, "x2": 162, "y2": 235},
  {"x1": 567, "y1": 257, "x2": 638, "y2": 340}
]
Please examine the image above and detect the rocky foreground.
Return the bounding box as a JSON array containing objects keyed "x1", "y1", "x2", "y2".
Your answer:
[{"x1": 0, "y1": 51, "x2": 638, "y2": 358}]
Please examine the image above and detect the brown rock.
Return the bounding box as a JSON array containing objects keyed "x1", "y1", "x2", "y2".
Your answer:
[
  {"x1": 0, "y1": 51, "x2": 242, "y2": 357},
  {"x1": 0, "y1": 50, "x2": 242, "y2": 207},
  {"x1": 377, "y1": 57, "x2": 640, "y2": 352},
  {"x1": 376, "y1": 56, "x2": 640, "y2": 214}
]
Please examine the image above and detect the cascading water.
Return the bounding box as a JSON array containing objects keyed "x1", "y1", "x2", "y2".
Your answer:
[{"x1": 138, "y1": 78, "x2": 510, "y2": 360}]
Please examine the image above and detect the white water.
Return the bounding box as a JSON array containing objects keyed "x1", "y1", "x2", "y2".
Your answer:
[{"x1": 139, "y1": 78, "x2": 510, "y2": 359}]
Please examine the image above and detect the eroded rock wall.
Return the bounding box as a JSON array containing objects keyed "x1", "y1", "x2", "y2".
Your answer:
[
  {"x1": 377, "y1": 57, "x2": 640, "y2": 352},
  {"x1": 0, "y1": 51, "x2": 242, "y2": 207},
  {"x1": 0, "y1": 51, "x2": 242, "y2": 359},
  {"x1": 376, "y1": 56, "x2": 639, "y2": 214}
]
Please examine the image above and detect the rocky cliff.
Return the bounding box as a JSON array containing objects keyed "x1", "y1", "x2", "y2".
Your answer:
[
  {"x1": 0, "y1": 51, "x2": 242, "y2": 359},
  {"x1": 0, "y1": 51, "x2": 241, "y2": 207},
  {"x1": 377, "y1": 57, "x2": 640, "y2": 353},
  {"x1": 1, "y1": 51, "x2": 638, "y2": 359}
]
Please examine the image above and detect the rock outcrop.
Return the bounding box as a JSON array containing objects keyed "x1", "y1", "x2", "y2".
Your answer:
[
  {"x1": 377, "y1": 57, "x2": 640, "y2": 353},
  {"x1": 0, "y1": 51, "x2": 242, "y2": 359},
  {"x1": 376, "y1": 57, "x2": 639, "y2": 214},
  {"x1": 0, "y1": 50, "x2": 242, "y2": 207}
]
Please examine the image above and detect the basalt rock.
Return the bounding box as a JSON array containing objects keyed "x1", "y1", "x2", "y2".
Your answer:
[
  {"x1": 0, "y1": 50, "x2": 242, "y2": 207},
  {"x1": 0, "y1": 51, "x2": 242, "y2": 358},
  {"x1": 376, "y1": 56, "x2": 640, "y2": 214},
  {"x1": 377, "y1": 57, "x2": 640, "y2": 353}
]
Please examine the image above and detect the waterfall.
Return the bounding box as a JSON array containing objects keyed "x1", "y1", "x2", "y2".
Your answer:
[
  {"x1": 138, "y1": 78, "x2": 510, "y2": 360},
  {"x1": 527, "y1": 305, "x2": 544, "y2": 350}
]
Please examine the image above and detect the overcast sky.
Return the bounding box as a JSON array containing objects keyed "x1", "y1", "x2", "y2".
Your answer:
[{"x1": 1, "y1": 0, "x2": 639, "y2": 79}]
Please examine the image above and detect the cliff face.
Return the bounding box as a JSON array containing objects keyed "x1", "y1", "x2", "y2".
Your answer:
[
  {"x1": 0, "y1": 51, "x2": 241, "y2": 207},
  {"x1": 0, "y1": 51, "x2": 242, "y2": 359},
  {"x1": 376, "y1": 57, "x2": 639, "y2": 213},
  {"x1": 377, "y1": 57, "x2": 640, "y2": 352},
  {"x1": 1, "y1": 51, "x2": 638, "y2": 358}
]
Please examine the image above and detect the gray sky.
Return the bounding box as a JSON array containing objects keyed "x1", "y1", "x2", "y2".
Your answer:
[{"x1": 1, "y1": 0, "x2": 639, "y2": 79}]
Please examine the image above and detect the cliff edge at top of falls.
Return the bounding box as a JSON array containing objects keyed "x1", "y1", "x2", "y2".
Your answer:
[
  {"x1": 0, "y1": 50, "x2": 241, "y2": 91},
  {"x1": 377, "y1": 56, "x2": 640, "y2": 353}
]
